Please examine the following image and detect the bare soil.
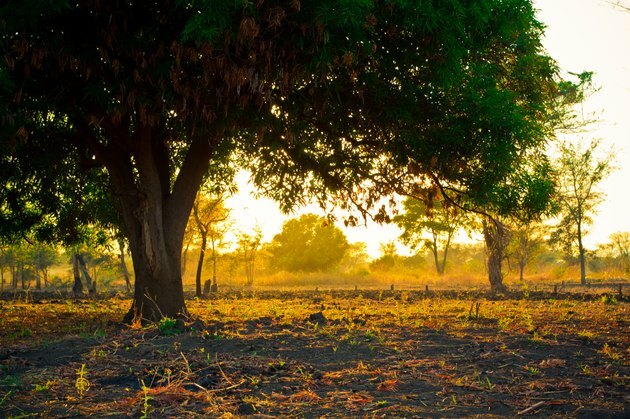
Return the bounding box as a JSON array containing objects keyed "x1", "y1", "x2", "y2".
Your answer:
[{"x1": 0, "y1": 290, "x2": 628, "y2": 417}]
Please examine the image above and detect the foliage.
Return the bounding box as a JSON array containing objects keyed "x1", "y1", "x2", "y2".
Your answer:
[
  {"x1": 0, "y1": 0, "x2": 576, "y2": 318},
  {"x1": 269, "y1": 214, "x2": 349, "y2": 273},
  {"x1": 158, "y1": 317, "x2": 179, "y2": 336},
  {"x1": 507, "y1": 221, "x2": 547, "y2": 281},
  {"x1": 395, "y1": 196, "x2": 470, "y2": 275},
  {"x1": 551, "y1": 139, "x2": 616, "y2": 283},
  {"x1": 238, "y1": 229, "x2": 263, "y2": 286}
]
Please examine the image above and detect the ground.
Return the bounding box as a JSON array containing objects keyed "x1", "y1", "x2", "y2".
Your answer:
[{"x1": 0, "y1": 290, "x2": 628, "y2": 418}]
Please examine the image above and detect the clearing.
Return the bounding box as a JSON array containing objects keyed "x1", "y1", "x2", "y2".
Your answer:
[{"x1": 0, "y1": 290, "x2": 628, "y2": 417}]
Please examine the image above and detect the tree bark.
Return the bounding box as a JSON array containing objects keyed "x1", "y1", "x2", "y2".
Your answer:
[{"x1": 483, "y1": 218, "x2": 508, "y2": 292}]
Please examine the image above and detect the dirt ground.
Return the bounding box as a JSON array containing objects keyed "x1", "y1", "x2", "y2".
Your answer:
[{"x1": 0, "y1": 290, "x2": 628, "y2": 418}]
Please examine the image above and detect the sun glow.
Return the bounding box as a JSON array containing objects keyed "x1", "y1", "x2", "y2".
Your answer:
[{"x1": 224, "y1": 1, "x2": 630, "y2": 258}]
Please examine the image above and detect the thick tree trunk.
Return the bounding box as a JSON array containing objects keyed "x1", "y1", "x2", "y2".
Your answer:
[
  {"x1": 519, "y1": 262, "x2": 525, "y2": 282},
  {"x1": 35, "y1": 272, "x2": 41, "y2": 290},
  {"x1": 72, "y1": 254, "x2": 83, "y2": 295},
  {"x1": 85, "y1": 122, "x2": 212, "y2": 322},
  {"x1": 483, "y1": 218, "x2": 508, "y2": 293},
  {"x1": 123, "y1": 222, "x2": 187, "y2": 323},
  {"x1": 195, "y1": 235, "x2": 207, "y2": 298}
]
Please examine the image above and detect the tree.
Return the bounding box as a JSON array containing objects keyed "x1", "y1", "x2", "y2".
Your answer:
[
  {"x1": 608, "y1": 232, "x2": 630, "y2": 273},
  {"x1": 190, "y1": 193, "x2": 229, "y2": 296},
  {"x1": 238, "y1": 229, "x2": 263, "y2": 287},
  {"x1": 394, "y1": 196, "x2": 467, "y2": 275},
  {"x1": 506, "y1": 221, "x2": 546, "y2": 281},
  {"x1": 1, "y1": 1, "x2": 569, "y2": 320},
  {"x1": 269, "y1": 214, "x2": 349, "y2": 273},
  {"x1": 370, "y1": 242, "x2": 399, "y2": 273},
  {"x1": 551, "y1": 139, "x2": 615, "y2": 284},
  {"x1": 28, "y1": 242, "x2": 58, "y2": 289}
]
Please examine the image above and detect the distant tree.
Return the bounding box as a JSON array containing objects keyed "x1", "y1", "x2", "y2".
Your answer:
[
  {"x1": 507, "y1": 222, "x2": 546, "y2": 281},
  {"x1": 238, "y1": 229, "x2": 263, "y2": 287},
  {"x1": 608, "y1": 232, "x2": 630, "y2": 273},
  {"x1": 116, "y1": 237, "x2": 132, "y2": 293},
  {"x1": 395, "y1": 196, "x2": 468, "y2": 275},
  {"x1": 551, "y1": 139, "x2": 616, "y2": 284},
  {"x1": 339, "y1": 242, "x2": 370, "y2": 275},
  {"x1": 28, "y1": 243, "x2": 58, "y2": 289},
  {"x1": 370, "y1": 242, "x2": 398, "y2": 273},
  {"x1": 190, "y1": 193, "x2": 230, "y2": 296},
  {"x1": 269, "y1": 214, "x2": 349, "y2": 273}
]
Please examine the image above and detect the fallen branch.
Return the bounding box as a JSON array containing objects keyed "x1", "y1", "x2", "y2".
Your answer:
[{"x1": 517, "y1": 401, "x2": 546, "y2": 415}]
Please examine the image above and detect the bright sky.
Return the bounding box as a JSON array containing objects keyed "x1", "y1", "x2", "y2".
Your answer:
[{"x1": 225, "y1": 1, "x2": 630, "y2": 258}]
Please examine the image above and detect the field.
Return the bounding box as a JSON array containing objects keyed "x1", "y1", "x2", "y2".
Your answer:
[{"x1": 0, "y1": 290, "x2": 628, "y2": 418}]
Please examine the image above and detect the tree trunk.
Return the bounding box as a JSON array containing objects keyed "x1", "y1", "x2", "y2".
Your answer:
[
  {"x1": 123, "y1": 221, "x2": 187, "y2": 323},
  {"x1": 195, "y1": 234, "x2": 207, "y2": 298},
  {"x1": 519, "y1": 262, "x2": 525, "y2": 282},
  {"x1": 35, "y1": 272, "x2": 41, "y2": 290},
  {"x1": 20, "y1": 262, "x2": 25, "y2": 289},
  {"x1": 72, "y1": 254, "x2": 84, "y2": 295},
  {"x1": 483, "y1": 218, "x2": 508, "y2": 292},
  {"x1": 210, "y1": 237, "x2": 218, "y2": 292},
  {"x1": 118, "y1": 240, "x2": 132, "y2": 293},
  {"x1": 11, "y1": 263, "x2": 16, "y2": 289},
  {"x1": 439, "y1": 231, "x2": 453, "y2": 276},
  {"x1": 86, "y1": 124, "x2": 212, "y2": 322},
  {"x1": 431, "y1": 238, "x2": 442, "y2": 275},
  {"x1": 77, "y1": 254, "x2": 96, "y2": 294},
  {"x1": 577, "y1": 222, "x2": 587, "y2": 285}
]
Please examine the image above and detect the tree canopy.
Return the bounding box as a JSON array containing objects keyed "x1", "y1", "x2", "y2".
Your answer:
[
  {"x1": 269, "y1": 214, "x2": 349, "y2": 272},
  {"x1": 1, "y1": 0, "x2": 571, "y2": 319}
]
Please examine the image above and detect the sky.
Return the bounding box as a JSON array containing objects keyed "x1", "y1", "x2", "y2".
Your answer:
[{"x1": 225, "y1": 0, "x2": 630, "y2": 258}]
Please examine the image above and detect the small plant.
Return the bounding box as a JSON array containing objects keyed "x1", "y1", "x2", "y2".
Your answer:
[
  {"x1": 75, "y1": 364, "x2": 90, "y2": 398},
  {"x1": 600, "y1": 343, "x2": 622, "y2": 361},
  {"x1": 32, "y1": 381, "x2": 53, "y2": 392},
  {"x1": 526, "y1": 366, "x2": 540, "y2": 375},
  {"x1": 140, "y1": 380, "x2": 153, "y2": 419},
  {"x1": 579, "y1": 363, "x2": 592, "y2": 375},
  {"x1": 158, "y1": 317, "x2": 178, "y2": 336},
  {"x1": 600, "y1": 294, "x2": 618, "y2": 305},
  {"x1": 497, "y1": 317, "x2": 512, "y2": 331}
]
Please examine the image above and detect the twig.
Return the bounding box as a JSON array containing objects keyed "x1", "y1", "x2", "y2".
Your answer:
[
  {"x1": 195, "y1": 379, "x2": 246, "y2": 393},
  {"x1": 517, "y1": 401, "x2": 546, "y2": 415}
]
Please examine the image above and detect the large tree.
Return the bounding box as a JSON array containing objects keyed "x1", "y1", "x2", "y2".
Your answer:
[{"x1": 2, "y1": 0, "x2": 566, "y2": 319}]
